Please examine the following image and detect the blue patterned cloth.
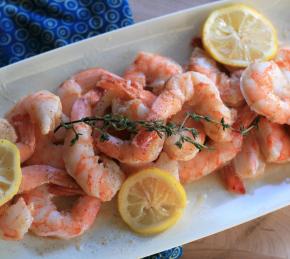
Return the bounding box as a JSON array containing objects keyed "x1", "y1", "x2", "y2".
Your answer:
[
  {"x1": 145, "y1": 246, "x2": 183, "y2": 259},
  {"x1": 0, "y1": 0, "x2": 133, "y2": 67},
  {"x1": 0, "y1": 1, "x2": 182, "y2": 258}
]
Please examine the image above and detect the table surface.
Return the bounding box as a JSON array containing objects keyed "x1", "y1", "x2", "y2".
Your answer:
[{"x1": 129, "y1": 1, "x2": 290, "y2": 259}]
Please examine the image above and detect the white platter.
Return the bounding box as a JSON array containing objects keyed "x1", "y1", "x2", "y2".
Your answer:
[{"x1": 0, "y1": 0, "x2": 290, "y2": 258}]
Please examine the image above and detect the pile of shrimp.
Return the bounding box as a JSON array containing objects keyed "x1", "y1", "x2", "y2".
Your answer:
[{"x1": 1, "y1": 40, "x2": 290, "y2": 241}]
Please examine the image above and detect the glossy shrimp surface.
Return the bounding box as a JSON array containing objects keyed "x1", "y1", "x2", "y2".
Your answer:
[
  {"x1": 25, "y1": 130, "x2": 65, "y2": 169},
  {"x1": 6, "y1": 90, "x2": 62, "y2": 135},
  {"x1": 188, "y1": 47, "x2": 244, "y2": 108},
  {"x1": 124, "y1": 52, "x2": 182, "y2": 93},
  {"x1": 5, "y1": 91, "x2": 62, "y2": 162},
  {"x1": 19, "y1": 165, "x2": 82, "y2": 194},
  {"x1": 22, "y1": 185, "x2": 100, "y2": 239},
  {"x1": 233, "y1": 131, "x2": 266, "y2": 179},
  {"x1": 241, "y1": 60, "x2": 290, "y2": 124},
  {"x1": 112, "y1": 98, "x2": 149, "y2": 120},
  {"x1": 121, "y1": 152, "x2": 180, "y2": 181},
  {"x1": 163, "y1": 106, "x2": 206, "y2": 161},
  {"x1": 0, "y1": 118, "x2": 17, "y2": 143},
  {"x1": 179, "y1": 131, "x2": 243, "y2": 183},
  {"x1": 7, "y1": 114, "x2": 36, "y2": 163},
  {"x1": 0, "y1": 198, "x2": 33, "y2": 240},
  {"x1": 57, "y1": 68, "x2": 119, "y2": 115},
  {"x1": 63, "y1": 90, "x2": 125, "y2": 201},
  {"x1": 219, "y1": 132, "x2": 266, "y2": 195},
  {"x1": 257, "y1": 117, "x2": 290, "y2": 163},
  {"x1": 150, "y1": 71, "x2": 236, "y2": 142}
]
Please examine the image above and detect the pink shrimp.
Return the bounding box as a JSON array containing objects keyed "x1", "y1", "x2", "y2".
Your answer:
[
  {"x1": 57, "y1": 68, "x2": 121, "y2": 115},
  {"x1": 179, "y1": 105, "x2": 256, "y2": 184},
  {"x1": 149, "y1": 71, "x2": 236, "y2": 142},
  {"x1": 163, "y1": 106, "x2": 206, "y2": 161},
  {"x1": 94, "y1": 125, "x2": 165, "y2": 165},
  {"x1": 93, "y1": 76, "x2": 165, "y2": 165},
  {"x1": 58, "y1": 68, "x2": 155, "y2": 115},
  {"x1": 5, "y1": 90, "x2": 62, "y2": 162},
  {"x1": 188, "y1": 47, "x2": 245, "y2": 108},
  {"x1": 19, "y1": 165, "x2": 82, "y2": 194},
  {"x1": 233, "y1": 131, "x2": 266, "y2": 178},
  {"x1": 1, "y1": 165, "x2": 90, "y2": 240},
  {"x1": 121, "y1": 152, "x2": 180, "y2": 181},
  {"x1": 8, "y1": 114, "x2": 36, "y2": 163},
  {"x1": 6, "y1": 90, "x2": 62, "y2": 135},
  {"x1": 25, "y1": 130, "x2": 65, "y2": 169},
  {"x1": 112, "y1": 98, "x2": 150, "y2": 120},
  {"x1": 22, "y1": 185, "x2": 100, "y2": 239},
  {"x1": 123, "y1": 52, "x2": 183, "y2": 93},
  {"x1": 219, "y1": 131, "x2": 266, "y2": 195},
  {"x1": 0, "y1": 118, "x2": 17, "y2": 143},
  {"x1": 275, "y1": 47, "x2": 290, "y2": 81},
  {"x1": 179, "y1": 131, "x2": 243, "y2": 183},
  {"x1": 63, "y1": 90, "x2": 125, "y2": 201},
  {"x1": 96, "y1": 74, "x2": 156, "y2": 107},
  {"x1": 241, "y1": 48, "x2": 290, "y2": 124},
  {"x1": 219, "y1": 164, "x2": 246, "y2": 194},
  {"x1": 256, "y1": 117, "x2": 290, "y2": 163},
  {"x1": 0, "y1": 198, "x2": 33, "y2": 240}
]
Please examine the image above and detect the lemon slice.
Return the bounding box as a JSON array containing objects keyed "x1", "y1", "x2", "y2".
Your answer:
[
  {"x1": 202, "y1": 4, "x2": 278, "y2": 67},
  {"x1": 0, "y1": 139, "x2": 22, "y2": 206},
  {"x1": 118, "y1": 168, "x2": 186, "y2": 235}
]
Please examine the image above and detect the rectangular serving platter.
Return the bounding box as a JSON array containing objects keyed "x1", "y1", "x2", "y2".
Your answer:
[{"x1": 0, "y1": 0, "x2": 289, "y2": 258}]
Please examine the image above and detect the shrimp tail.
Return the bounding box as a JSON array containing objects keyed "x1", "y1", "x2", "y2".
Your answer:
[{"x1": 219, "y1": 164, "x2": 246, "y2": 195}]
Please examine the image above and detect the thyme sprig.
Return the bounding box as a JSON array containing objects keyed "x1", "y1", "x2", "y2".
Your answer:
[
  {"x1": 55, "y1": 112, "x2": 259, "y2": 149},
  {"x1": 188, "y1": 112, "x2": 260, "y2": 136}
]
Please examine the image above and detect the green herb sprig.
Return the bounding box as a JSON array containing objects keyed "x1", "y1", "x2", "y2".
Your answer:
[{"x1": 55, "y1": 112, "x2": 259, "y2": 149}]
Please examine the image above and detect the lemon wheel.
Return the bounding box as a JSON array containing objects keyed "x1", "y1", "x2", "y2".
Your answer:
[
  {"x1": 202, "y1": 4, "x2": 278, "y2": 67},
  {"x1": 118, "y1": 168, "x2": 186, "y2": 235},
  {"x1": 0, "y1": 139, "x2": 22, "y2": 206}
]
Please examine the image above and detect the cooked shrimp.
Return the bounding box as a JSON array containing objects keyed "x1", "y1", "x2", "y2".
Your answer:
[
  {"x1": 219, "y1": 106, "x2": 260, "y2": 194},
  {"x1": 0, "y1": 198, "x2": 33, "y2": 240},
  {"x1": 219, "y1": 131, "x2": 265, "y2": 195},
  {"x1": 5, "y1": 90, "x2": 61, "y2": 162},
  {"x1": 121, "y1": 152, "x2": 179, "y2": 180},
  {"x1": 233, "y1": 131, "x2": 266, "y2": 179},
  {"x1": 219, "y1": 164, "x2": 246, "y2": 194},
  {"x1": 0, "y1": 118, "x2": 17, "y2": 142},
  {"x1": 180, "y1": 100, "x2": 254, "y2": 184},
  {"x1": 256, "y1": 117, "x2": 290, "y2": 163},
  {"x1": 53, "y1": 113, "x2": 70, "y2": 142},
  {"x1": 112, "y1": 98, "x2": 149, "y2": 120},
  {"x1": 179, "y1": 131, "x2": 242, "y2": 183},
  {"x1": 188, "y1": 47, "x2": 244, "y2": 108},
  {"x1": 8, "y1": 114, "x2": 35, "y2": 163},
  {"x1": 57, "y1": 68, "x2": 117, "y2": 115},
  {"x1": 95, "y1": 125, "x2": 165, "y2": 165},
  {"x1": 19, "y1": 165, "x2": 82, "y2": 194},
  {"x1": 63, "y1": 90, "x2": 125, "y2": 201},
  {"x1": 95, "y1": 76, "x2": 164, "y2": 165},
  {"x1": 124, "y1": 52, "x2": 182, "y2": 93},
  {"x1": 94, "y1": 89, "x2": 166, "y2": 164},
  {"x1": 275, "y1": 47, "x2": 290, "y2": 81},
  {"x1": 149, "y1": 71, "x2": 236, "y2": 142},
  {"x1": 163, "y1": 106, "x2": 206, "y2": 161},
  {"x1": 6, "y1": 90, "x2": 62, "y2": 135},
  {"x1": 96, "y1": 74, "x2": 156, "y2": 107},
  {"x1": 25, "y1": 130, "x2": 65, "y2": 169},
  {"x1": 241, "y1": 61, "x2": 290, "y2": 124},
  {"x1": 22, "y1": 185, "x2": 100, "y2": 239}
]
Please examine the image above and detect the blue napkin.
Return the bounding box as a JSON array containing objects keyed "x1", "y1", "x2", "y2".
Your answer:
[
  {"x1": 0, "y1": 0, "x2": 134, "y2": 67},
  {"x1": 0, "y1": 1, "x2": 182, "y2": 258},
  {"x1": 144, "y1": 246, "x2": 183, "y2": 259}
]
